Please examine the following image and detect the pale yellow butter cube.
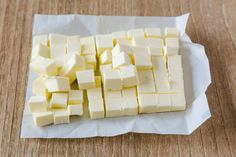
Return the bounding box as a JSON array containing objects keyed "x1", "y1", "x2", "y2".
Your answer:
[
  {"x1": 105, "y1": 97, "x2": 123, "y2": 118},
  {"x1": 148, "y1": 47, "x2": 163, "y2": 56},
  {"x1": 153, "y1": 69, "x2": 170, "y2": 93},
  {"x1": 53, "y1": 110, "x2": 70, "y2": 124},
  {"x1": 156, "y1": 94, "x2": 171, "y2": 112},
  {"x1": 132, "y1": 46, "x2": 149, "y2": 55},
  {"x1": 88, "y1": 98, "x2": 105, "y2": 119},
  {"x1": 170, "y1": 93, "x2": 186, "y2": 111},
  {"x1": 95, "y1": 34, "x2": 113, "y2": 56},
  {"x1": 99, "y1": 64, "x2": 112, "y2": 76},
  {"x1": 132, "y1": 37, "x2": 149, "y2": 47},
  {"x1": 68, "y1": 104, "x2": 83, "y2": 116},
  {"x1": 95, "y1": 76, "x2": 102, "y2": 88},
  {"x1": 169, "y1": 79, "x2": 184, "y2": 93},
  {"x1": 122, "y1": 87, "x2": 137, "y2": 98},
  {"x1": 134, "y1": 53, "x2": 152, "y2": 70},
  {"x1": 164, "y1": 38, "x2": 179, "y2": 56},
  {"x1": 164, "y1": 27, "x2": 179, "y2": 38},
  {"x1": 30, "y1": 56, "x2": 58, "y2": 76},
  {"x1": 68, "y1": 90, "x2": 83, "y2": 104},
  {"x1": 99, "y1": 50, "x2": 112, "y2": 65},
  {"x1": 59, "y1": 54, "x2": 86, "y2": 83},
  {"x1": 151, "y1": 56, "x2": 167, "y2": 72},
  {"x1": 116, "y1": 38, "x2": 132, "y2": 46},
  {"x1": 76, "y1": 69, "x2": 95, "y2": 89},
  {"x1": 127, "y1": 29, "x2": 145, "y2": 38},
  {"x1": 81, "y1": 36, "x2": 96, "y2": 55},
  {"x1": 137, "y1": 70, "x2": 156, "y2": 93},
  {"x1": 112, "y1": 51, "x2": 131, "y2": 68},
  {"x1": 67, "y1": 35, "x2": 81, "y2": 54},
  {"x1": 33, "y1": 111, "x2": 53, "y2": 127},
  {"x1": 49, "y1": 33, "x2": 67, "y2": 45},
  {"x1": 87, "y1": 88, "x2": 103, "y2": 100},
  {"x1": 32, "y1": 76, "x2": 51, "y2": 99},
  {"x1": 28, "y1": 96, "x2": 47, "y2": 113},
  {"x1": 120, "y1": 65, "x2": 139, "y2": 88},
  {"x1": 45, "y1": 76, "x2": 70, "y2": 92},
  {"x1": 148, "y1": 38, "x2": 164, "y2": 48},
  {"x1": 167, "y1": 55, "x2": 183, "y2": 79},
  {"x1": 84, "y1": 54, "x2": 97, "y2": 69},
  {"x1": 122, "y1": 97, "x2": 138, "y2": 116},
  {"x1": 112, "y1": 44, "x2": 133, "y2": 56},
  {"x1": 145, "y1": 28, "x2": 161, "y2": 38},
  {"x1": 112, "y1": 31, "x2": 127, "y2": 40},
  {"x1": 104, "y1": 90, "x2": 122, "y2": 98},
  {"x1": 32, "y1": 35, "x2": 48, "y2": 47},
  {"x1": 49, "y1": 93, "x2": 68, "y2": 108},
  {"x1": 103, "y1": 69, "x2": 122, "y2": 90},
  {"x1": 50, "y1": 45, "x2": 67, "y2": 59},
  {"x1": 53, "y1": 56, "x2": 65, "y2": 68},
  {"x1": 80, "y1": 36, "x2": 95, "y2": 45},
  {"x1": 31, "y1": 44, "x2": 50, "y2": 60},
  {"x1": 138, "y1": 93, "x2": 158, "y2": 113}
]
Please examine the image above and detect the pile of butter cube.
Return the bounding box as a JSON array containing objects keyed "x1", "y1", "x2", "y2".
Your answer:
[{"x1": 29, "y1": 27, "x2": 185, "y2": 127}]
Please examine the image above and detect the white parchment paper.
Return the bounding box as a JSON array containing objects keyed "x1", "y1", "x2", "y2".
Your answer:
[{"x1": 21, "y1": 14, "x2": 211, "y2": 138}]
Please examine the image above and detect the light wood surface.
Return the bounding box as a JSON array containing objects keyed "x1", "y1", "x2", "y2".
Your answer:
[{"x1": 0, "y1": 0, "x2": 235, "y2": 156}]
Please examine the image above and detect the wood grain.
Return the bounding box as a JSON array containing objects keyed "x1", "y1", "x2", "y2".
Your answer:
[{"x1": 0, "y1": 0, "x2": 235, "y2": 156}]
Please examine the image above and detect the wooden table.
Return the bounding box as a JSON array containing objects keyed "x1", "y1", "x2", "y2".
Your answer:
[{"x1": 0, "y1": 0, "x2": 235, "y2": 156}]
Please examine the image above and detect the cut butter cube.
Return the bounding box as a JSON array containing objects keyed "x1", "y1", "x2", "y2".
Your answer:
[
  {"x1": 28, "y1": 96, "x2": 47, "y2": 113},
  {"x1": 120, "y1": 65, "x2": 139, "y2": 88},
  {"x1": 122, "y1": 87, "x2": 137, "y2": 98},
  {"x1": 87, "y1": 88, "x2": 103, "y2": 100},
  {"x1": 32, "y1": 76, "x2": 51, "y2": 99},
  {"x1": 84, "y1": 54, "x2": 96, "y2": 69},
  {"x1": 105, "y1": 97, "x2": 123, "y2": 118},
  {"x1": 67, "y1": 35, "x2": 81, "y2": 54},
  {"x1": 134, "y1": 53, "x2": 152, "y2": 70},
  {"x1": 68, "y1": 90, "x2": 83, "y2": 104},
  {"x1": 164, "y1": 38, "x2": 179, "y2": 56},
  {"x1": 53, "y1": 110, "x2": 70, "y2": 125},
  {"x1": 32, "y1": 35, "x2": 48, "y2": 47},
  {"x1": 148, "y1": 47, "x2": 163, "y2": 56},
  {"x1": 88, "y1": 98, "x2": 105, "y2": 119},
  {"x1": 30, "y1": 56, "x2": 58, "y2": 76},
  {"x1": 116, "y1": 38, "x2": 132, "y2": 46},
  {"x1": 49, "y1": 93, "x2": 68, "y2": 108},
  {"x1": 156, "y1": 94, "x2": 171, "y2": 112},
  {"x1": 137, "y1": 70, "x2": 156, "y2": 93},
  {"x1": 169, "y1": 79, "x2": 184, "y2": 93},
  {"x1": 132, "y1": 46, "x2": 149, "y2": 55},
  {"x1": 103, "y1": 69, "x2": 122, "y2": 90},
  {"x1": 112, "y1": 51, "x2": 131, "y2": 68},
  {"x1": 104, "y1": 90, "x2": 122, "y2": 98},
  {"x1": 148, "y1": 38, "x2": 164, "y2": 48},
  {"x1": 49, "y1": 33, "x2": 67, "y2": 45},
  {"x1": 95, "y1": 76, "x2": 102, "y2": 88},
  {"x1": 138, "y1": 93, "x2": 158, "y2": 113},
  {"x1": 167, "y1": 55, "x2": 183, "y2": 77},
  {"x1": 31, "y1": 43, "x2": 50, "y2": 60},
  {"x1": 164, "y1": 27, "x2": 179, "y2": 38},
  {"x1": 95, "y1": 34, "x2": 113, "y2": 56},
  {"x1": 68, "y1": 104, "x2": 83, "y2": 116},
  {"x1": 132, "y1": 37, "x2": 148, "y2": 47},
  {"x1": 145, "y1": 28, "x2": 161, "y2": 38},
  {"x1": 76, "y1": 69, "x2": 95, "y2": 89},
  {"x1": 153, "y1": 69, "x2": 170, "y2": 93},
  {"x1": 127, "y1": 29, "x2": 145, "y2": 38},
  {"x1": 33, "y1": 111, "x2": 53, "y2": 127},
  {"x1": 99, "y1": 64, "x2": 112, "y2": 76},
  {"x1": 50, "y1": 44, "x2": 66, "y2": 59},
  {"x1": 151, "y1": 56, "x2": 167, "y2": 72},
  {"x1": 59, "y1": 54, "x2": 86, "y2": 83},
  {"x1": 45, "y1": 76, "x2": 70, "y2": 92},
  {"x1": 81, "y1": 36, "x2": 95, "y2": 45},
  {"x1": 123, "y1": 97, "x2": 138, "y2": 116},
  {"x1": 170, "y1": 93, "x2": 186, "y2": 111},
  {"x1": 81, "y1": 36, "x2": 96, "y2": 55},
  {"x1": 112, "y1": 31, "x2": 127, "y2": 40},
  {"x1": 99, "y1": 50, "x2": 112, "y2": 65},
  {"x1": 112, "y1": 44, "x2": 133, "y2": 56}
]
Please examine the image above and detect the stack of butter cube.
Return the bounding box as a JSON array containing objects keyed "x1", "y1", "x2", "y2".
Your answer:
[{"x1": 29, "y1": 27, "x2": 185, "y2": 127}]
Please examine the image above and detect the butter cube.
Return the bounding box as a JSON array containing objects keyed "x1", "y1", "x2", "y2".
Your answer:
[
  {"x1": 112, "y1": 51, "x2": 131, "y2": 68},
  {"x1": 153, "y1": 70, "x2": 170, "y2": 93},
  {"x1": 49, "y1": 93, "x2": 68, "y2": 108},
  {"x1": 68, "y1": 104, "x2": 83, "y2": 116},
  {"x1": 116, "y1": 38, "x2": 132, "y2": 46},
  {"x1": 145, "y1": 28, "x2": 161, "y2": 38},
  {"x1": 28, "y1": 96, "x2": 47, "y2": 113},
  {"x1": 33, "y1": 111, "x2": 53, "y2": 127},
  {"x1": 95, "y1": 76, "x2": 102, "y2": 88},
  {"x1": 137, "y1": 70, "x2": 156, "y2": 93},
  {"x1": 151, "y1": 56, "x2": 167, "y2": 72},
  {"x1": 105, "y1": 97, "x2": 123, "y2": 117},
  {"x1": 31, "y1": 44, "x2": 50, "y2": 60},
  {"x1": 132, "y1": 46, "x2": 149, "y2": 55},
  {"x1": 85, "y1": 64, "x2": 95, "y2": 70},
  {"x1": 164, "y1": 27, "x2": 179, "y2": 38},
  {"x1": 103, "y1": 69, "x2": 122, "y2": 90},
  {"x1": 168, "y1": 55, "x2": 183, "y2": 81},
  {"x1": 53, "y1": 56, "x2": 65, "y2": 68},
  {"x1": 112, "y1": 44, "x2": 133, "y2": 56},
  {"x1": 32, "y1": 35, "x2": 48, "y2": 47},
  {"x1": 104, "y1": 90, "x2": 122, "y2": 98},
  {"x1": 134, "y1": 53, "x2": 152, "y2": 70},
  {"x1": 138, "y1": 93, "x2": 158, "y2": 113},
  {"x1": 67, "y1": 35, "x2": 81, "y2": 54},
  {"x1": 148, "y1": 38, "x2": 164, "y2": 48},
  {"x1": 49, "y1": 33, "x2": 67, "y2": 45},
  {"x1": 99, "y1": 50, "x2": 112, "y2": 64},
  {"x1": 76, "y1": 69, "x2": 95, "y2": 89},
  {"x1": 148, "y1": 47, "x2": 163, "y2": 56},
  {"x1": 95, "y1": 34, "x2": 113, "y2": 56},
  {"x1": 169, "y1": 79, "x2": 184, "y2": 93},
  {"x1": 156, "y1": 94, "x2": 171, "y2": 112},
  {"x1": 88, "y1": 98, "x2": 105, "y2": 119},
  {"x1": 87, "y1": 88, "x2": 103, "y2": 100},
  {"x1": 132, "y1": 37, "x2": 149, "y2": 47},
  {"x1": 164, "y1": 38, "x2": 179, "y2": 56},
  {"x1": 170, "y1": 93, "x2": 186, "y2": 111},
  {"x1": 45, "y1": 76, "x2": 70, "y2": 92},
  {"x1": 81, "y1": 36, "x2": 95, "y2": 45},
  {"x1": 81, "y1": 36, "x2": 96, "y2": 55},
  {"x1": 120, "y1": 65, "x2": 139, "y2": 88},
  {"x1": 122, "y1": 87, "x2": 137, "y2": 98},
  {"x1": 127, "y1": 29, "x2": 145, "y2": 38},
  {"x1": 53, "y1": 110, "x2": 70, "y2": 124},
  {"x1": 50, "y1": 45, "x2": 67, "y2": 59},
  {"x1": 84, "y1": 54, "x2": 97, "y2": 69},
  {"x1": 59, "y1": 54, "x2": 86, "y2": 83},
  {"x1": 49, "y1": 34, "x2": 67, "y2": 58},
  {"x1": 112, "y1": 31, "x2": 127, "y2": 40},
  {"x1": 123, "y1": 97, "x2": 138, "y2": 116},
  {"x1": 30, "y1": 56, "x2": 58, "y2": 76},
  {"x1": 68, "y1": 90, "x2": 83, "y2": 104},
  {"x1": 32, "y1": 76, "x2": 51, "y2": 99},
  {"x1": 99, "y1": 64, "x2": 112, "y2": 76}
]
